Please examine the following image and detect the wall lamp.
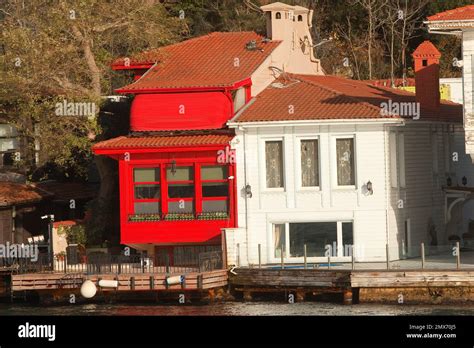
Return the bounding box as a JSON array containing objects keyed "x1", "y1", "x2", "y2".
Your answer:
[
  {"x1": 245, "y1": 184, "x2": 253, "y2": 198},
  {"x1": 462, "y1": 176, "x2": 467, "y2": 186},
  {"x1": 170, "y1": 160, "x2": 177, "y2": 175},
  {"x1": 366, "y1": 180, "x2": 373, "y2": 195}
]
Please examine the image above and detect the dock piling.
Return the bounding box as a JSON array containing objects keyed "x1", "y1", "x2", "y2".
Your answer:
[
  {"x1": 280, "y1": 246, "x2": 284, "y2": 269},
  {"x1": 351, "y1": 245, "x2": 355, "y2": 270},
  {"x1": 237, "y1": 243, "x2": 240, "y2": 268},
  {"x1": 304, "y1": 244, "x2": 307, "y2": 270},
  {"x1": 258, "y1": 244, "x2": 261, "y2": 269},
  {"x1": 421, "y1": 243, "x2": 425, "y2": 269},
  {"x1": 328, "y1": 255, "x2": 330, "y2": 269},
  {"x1": 456, "y1": 241, "x2": 461, "y2": 269}
]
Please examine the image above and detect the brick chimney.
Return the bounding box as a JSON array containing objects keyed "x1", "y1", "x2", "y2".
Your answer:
[{"x1": 412, "y1": 40, "x2": 442, "y2": 112}]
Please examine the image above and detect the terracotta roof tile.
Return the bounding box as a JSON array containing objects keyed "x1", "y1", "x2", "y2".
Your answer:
[
  {"x1": 427, "y1": 5, "x2": 474, "y2": 21},
  {"x1": 0, "y1": 182, "x2": 51, "y2": 207},
  {"x1": 234, "y1": 74, "x2": 463, "y2": 123},
  {"x1": 93, "y1": 133, "x2": 234, "y2": 151},
  {"x1": 33, "y1": 182, "x2": 98, "y2": 202},
  {"x1": 412, "y1": 41, "x2": 441, "y2": 58},
  {"x1": 114, "y1": 32, "x2": 281, "y2": 91}
]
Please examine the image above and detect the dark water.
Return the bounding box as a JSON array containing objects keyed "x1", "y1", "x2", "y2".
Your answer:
[{"x1": 1, "y1": 302, "x2": 474, "y2": 316}]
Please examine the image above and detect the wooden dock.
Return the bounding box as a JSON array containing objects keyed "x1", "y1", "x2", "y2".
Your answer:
[
  {"x1": 230, "y1": 268, "x2": 474, "y2": 304},
  {"x1": 10, "y1": 269, "x2": 228, "y2": 292}
]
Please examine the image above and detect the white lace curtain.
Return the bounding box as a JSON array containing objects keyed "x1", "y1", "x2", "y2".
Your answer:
[
  {"x1": 265, "y1": 141, "x2": 284, "y2": 188},
  {"x1": 301, "y1": 139, "x2": 319, "y2": 187},
  {"x1": 336, "y1": 138, "x2": 355, "y2": 185}
]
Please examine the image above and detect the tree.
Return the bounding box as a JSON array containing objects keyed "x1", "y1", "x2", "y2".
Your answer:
[{"x1": 0, "y1": 0, "x2": 186, "y2": 241}]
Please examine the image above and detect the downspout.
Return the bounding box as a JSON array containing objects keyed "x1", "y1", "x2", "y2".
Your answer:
[
  {"x1": 242, "y1": 126, "x2": 250, "y2": 266},
  {"x1": 383, "y1": 125, "x2": 390, "y2": 262}
]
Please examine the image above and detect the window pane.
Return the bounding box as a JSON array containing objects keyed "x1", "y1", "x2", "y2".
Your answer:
[
  {"x1": 167, "y1": 166, "x2": 193, "y2": 181},
  {"x1": 274, "y1": 224, "x2": 286, "y2": 258},
  {"x1": 168, "y1": 183, "x2": 194, "y2": 198},
  {"x1": 134, "y1": 184, "x2": 160, "y2": 199},
  {"x1": 342, "y1": 222, "x2": 353, "y2": 256},
  {"x1": 202, "y1": 182, "x2": 228, "y2": 197},
  {"x1": 336, "y1": 138, "x2": 355, "y2": 186},
  {"x1": 289, "y1": 222, "x2": 337, "y2": 257},
  {"x1": 202, "y1": 200, "x2": 228, "y2": 213},
  {"x1": 201, "y1": 166, "x2": 227, "y2": 180},
  {"x1": 168, "y1": 200, "x2": 194, "y2": 213},
  {"x1": 134, "y1": 202, "x2": 160, "y2": 214},
  {"x1": 134, "y1": 168, "x2": 159, "y2": 182},
  {"x1": 301, "y1": 139, "x2": 319, "y2": 186},
  {"x1": 265, "y1": 141, "x2": 284, "y2": 188}
]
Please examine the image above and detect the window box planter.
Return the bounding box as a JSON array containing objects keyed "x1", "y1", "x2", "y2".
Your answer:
[
  {"x1": 164, "y1": 213, "x2": 195, "y2": 221},
  {"x1": 128, "y1": 214, "x2": 161, "y2": 222},
  {"x1": 197, "y1": 211, "x2": 229, "y2": 220}
]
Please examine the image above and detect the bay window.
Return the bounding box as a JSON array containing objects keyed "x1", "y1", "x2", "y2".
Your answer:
[{"x1": 130, "y1": 163, "x2": 230, "y2": 221}]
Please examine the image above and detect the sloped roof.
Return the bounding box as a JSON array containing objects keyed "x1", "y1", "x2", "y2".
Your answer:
[
  {"x1": 33, "y1": 182, "x2": 98, "y2": 202},
  {"x1": 0, "y1": 182, "x2": 51, "y2": 207},
  {"x1": 427, "y1": 5, "x2": 474, "y2": 21},
  {"x1": 412, "y1": 41, "x2": 441, "y2": 58},
  {"x1": 233, "y1": 74, "x2": 463, "y2": 123},
  {"x1": 114, "y1": 32, "x2": 281, "y2": 91},
  {"x1": 93, "y1": 133, "x2": 234, "y2": 151}
]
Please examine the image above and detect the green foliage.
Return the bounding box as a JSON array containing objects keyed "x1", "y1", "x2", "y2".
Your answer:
[{"x1": 58, "y1": 224, "x2": 87, "y2": 245}]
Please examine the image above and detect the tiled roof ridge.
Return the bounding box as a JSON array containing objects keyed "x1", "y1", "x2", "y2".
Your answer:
[
  {"x1": 427, "y1": 5, "x2": 474, "y2": 21},
  {"x1": 129, "y1": 129, "x2": 235, "y2": 137},
  {"x1": 294, "y1": 74, "x2": 393, "y2": 117},
  {"x1": 113, "y1": 31, "x2": 271, "y2": 66}
]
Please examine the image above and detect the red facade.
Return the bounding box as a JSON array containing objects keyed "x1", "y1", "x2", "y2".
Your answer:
[{"x1": 130, "y1": 92, "x2": 233, "y2": 131}]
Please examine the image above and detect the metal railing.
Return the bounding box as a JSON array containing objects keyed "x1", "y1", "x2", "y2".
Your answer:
[{"x1": 3, "y1": 250, "x2": 224, "y2": 275}]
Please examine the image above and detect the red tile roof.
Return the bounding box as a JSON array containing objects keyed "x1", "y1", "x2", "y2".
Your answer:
[
  {"x1": 0, "y1": 182, "x2": 51, "y2": 207},
  {"x1": 93, "y1": 133, "x2": 234, "y2": 151},
  {"x1": 366, "y1": 78, "x2": 416, "y2": 87},
  {"x1": 412, "y1": 41, "x2": 441, "y2": 59},
  {"x1": 427, "y1": 5, "x2": 474, "y2": 21},
  {"x1": 33, "y1": 182, "x2": 97, "y2": 202},
  {"x1": 234, "y1": 74, "x2": 463, "y2": 123},
  {"x1": 114, "y1": 32, "x2": 281, "y2": 91}
]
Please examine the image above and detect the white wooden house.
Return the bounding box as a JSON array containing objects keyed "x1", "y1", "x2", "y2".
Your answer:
[{"x1": 222, "y1": 4, "x2": 467, "y2": 265}]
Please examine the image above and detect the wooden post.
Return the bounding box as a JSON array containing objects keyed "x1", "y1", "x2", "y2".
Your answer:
[
  {"x1": 221, "y1": 229, "x2": 228, "y2": 269},
  {"x1": 296, "y1": 290, "x2": 305, "y2": 302},
  {"x1": 281, "y1": 246, "x2": 284, "y2": 269},
  {"x1": 258, "y1": 244, "x2": 261, "y2": 269},
  {"x1": 328, "y1": 254, "x2": 331, "y2": 269},
  {"x1": 343, "y1": 289, "x2": 353, "y2": 305},
  {"x1": 456, "y1": 241, "x2": 461, "y2": 269},
  {"x1": 386, "y1": 244, "x2": 390, "y2": 270},
  {"x1": 351, "y1": 245, "x2": 355, "y2": 270},
  {"x1": 236, "y1": 243, "x2": 240, "y2": 268},
  {"x1": 421, "y1": 243, "x2": 425, "y2": 269},
  {"x1": 303, "y1": 244, "x2": 307, "y2": 270}
]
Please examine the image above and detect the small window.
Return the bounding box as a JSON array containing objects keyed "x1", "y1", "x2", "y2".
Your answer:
[
  {"x1": 336, "y1": 138, "x2": 355, "y2": 186},
  {"x1": 275, "y1": 12, "x2": 281, "y2": 19},
  {"x1": 134, "y1": 168, "x2": 160, "y2": 182},
  {"x1": 265, "y1": 141, "x2": 284, "y2": 188},
  {"x1": 301, "y1": 139, "x2": 319, "y2": 187},
  {"x1": 422, "y1": 59, "x2": 428, "y2": 67},
  {"x1": 134, "y1": 202, "x2": 160, "y2": 214},
  {"x1": 201, "y1": 165, "x2": 229, "y2": 213},
  {"x1": 298, "y1": 15, "x2": 303, "y2": 22}
]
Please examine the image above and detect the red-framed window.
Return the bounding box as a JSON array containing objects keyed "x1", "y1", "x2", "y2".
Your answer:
[
  {"x1": 132, "y1": 167, "x2": 161, "y2": 214},
  {"x1": 130, "y1": 163, "x2": 230, "y2": 218},
  {"x1": 201, "y1": 165, "x2": 229, "y2": 214}
]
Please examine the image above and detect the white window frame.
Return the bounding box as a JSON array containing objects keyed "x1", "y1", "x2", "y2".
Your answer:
[
  {"x1": 269, "y1": 220, "x2": 355, "y2": 263},
  {"x1": 261, "y1": 137, "x2": 286, "y2": 192},
  {"x1": 332, "y1": 134, "x2": 357, "y2": 190},
  {"x1": 296, "y1": 136, "x2": 321, "y2": 191}
]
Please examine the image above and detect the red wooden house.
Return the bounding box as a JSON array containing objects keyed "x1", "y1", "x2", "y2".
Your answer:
[{"x1": 93, "y1": 32, "x2": 282, "y2": 262}]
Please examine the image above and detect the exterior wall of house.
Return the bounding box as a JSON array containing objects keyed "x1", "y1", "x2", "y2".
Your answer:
[
  {"x1": 225, "y1": 121, "x2": 465, "y2": 266},
  {"x1": 114, "y1": 147, "x2": 237, "y2": 250},
  {"x1": 462, "y1": 29, "x2": 474, "y2": 157},
  {"x1": 226, "y1": 122, "x2": 398, "y2": 265},
  {"x1": 386, "y1": 122, "x2": 458, "y2": 260}
]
